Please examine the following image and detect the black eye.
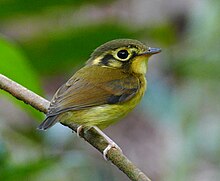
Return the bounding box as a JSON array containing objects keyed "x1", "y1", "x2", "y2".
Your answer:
[{"x1": 117, "y1": 50, "x2": 129, "y2": 59}]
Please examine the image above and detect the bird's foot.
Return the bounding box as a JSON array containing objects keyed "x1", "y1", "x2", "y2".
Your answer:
[
  {"x1": 76, "y1": 125, "x2": 84, "y2": 137},
  {"x1": 103, "y1": 141, "x2": 122, "y2": 161},
  {"x1": 93, "y1": 126, "x2": 122, "y2": 160}
]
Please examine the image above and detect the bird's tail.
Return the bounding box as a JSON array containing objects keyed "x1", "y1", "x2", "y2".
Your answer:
[{"x1": 37, "y1": 115, "x2": 59, "y2": 130}]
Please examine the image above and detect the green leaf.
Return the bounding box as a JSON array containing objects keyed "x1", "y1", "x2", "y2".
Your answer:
[
  {"x1": 0, "y1": 36, "x2": 44, "y2": 120},
  {"x1": 0, "y1": 158, "x2": 57, "y2": 181}
]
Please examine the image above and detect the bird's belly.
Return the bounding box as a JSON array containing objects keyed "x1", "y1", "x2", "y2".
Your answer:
[
  {"x1": 78, "y1": 105, "x2": 132, "y2": 129},
  {"x1": 62, "y1": 104, "x2": 133, "y2": 130}
]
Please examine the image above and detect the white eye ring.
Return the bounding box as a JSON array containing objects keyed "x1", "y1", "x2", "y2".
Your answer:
[{"x1": 114, "y1": 49, "x2": 131, "y2": 61}]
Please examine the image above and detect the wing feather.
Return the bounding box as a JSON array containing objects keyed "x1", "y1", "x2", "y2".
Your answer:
[{"x1": 48, "y1": 66, "x2": 140, "y2": 116}]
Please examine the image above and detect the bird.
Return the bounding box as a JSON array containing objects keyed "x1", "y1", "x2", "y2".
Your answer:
[{"x1": 38, "y1": 38, "x2": 161, "y2": 159}]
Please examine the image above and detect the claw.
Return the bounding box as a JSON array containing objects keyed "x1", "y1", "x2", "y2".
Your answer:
[
  {"x1": 76, "y1": 126, "x2": 123, "y2": 160},
  {"x1": 103, "y1": 142, "x2": 122, "y2": 160},
  {"x1": 76, "y1": 125, "x2": 83, "y2": 137}
]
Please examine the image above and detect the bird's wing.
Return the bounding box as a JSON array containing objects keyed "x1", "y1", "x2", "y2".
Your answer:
[{"x1": 47, "y1": 66, "x2": 140, "y2": 117}]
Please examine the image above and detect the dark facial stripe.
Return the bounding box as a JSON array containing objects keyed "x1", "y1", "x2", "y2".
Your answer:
[{"x1": 101, "y1": 54, "x2": 114, "y2": 66}]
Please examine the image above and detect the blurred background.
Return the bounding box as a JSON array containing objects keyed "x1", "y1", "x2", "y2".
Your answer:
[{"x1": 0, "y1": 0, "x2": 220, "y2": 180}]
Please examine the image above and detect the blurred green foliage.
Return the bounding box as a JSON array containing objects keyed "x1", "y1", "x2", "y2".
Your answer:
[
  {"x1": 21, "y1": 23, "x2": 175, "y2": 75},
  {"x1": 0, "y1": 158, "x2": 56, "y2": 181},
  {"x1": 0, "y1": 37, "x2": 43, "y2": 119},
  {"x1": 0, "y1": 0, "x2": 113, "y2": 20}
]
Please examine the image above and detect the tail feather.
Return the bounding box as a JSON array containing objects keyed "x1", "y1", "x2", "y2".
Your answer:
[{"x1": 37, "y1": 115, "x2": 59, "y2": 130}]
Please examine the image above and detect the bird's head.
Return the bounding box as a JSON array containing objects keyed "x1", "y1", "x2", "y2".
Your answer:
[{"x1": 87, "y1": 39, "x2": 161, "y2": 75}]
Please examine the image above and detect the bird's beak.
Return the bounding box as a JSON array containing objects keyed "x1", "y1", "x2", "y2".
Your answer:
[{"x1": 139, "y1": 47, "x2": 161, "y2": 56}]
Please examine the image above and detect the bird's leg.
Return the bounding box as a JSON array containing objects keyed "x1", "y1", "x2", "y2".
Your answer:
[
  {"x1": 76, "y1": 125, "x2": 122, "y2": 160},
  {"x1": 93, "y1": 126, "x2": 122, "y2": 160}
]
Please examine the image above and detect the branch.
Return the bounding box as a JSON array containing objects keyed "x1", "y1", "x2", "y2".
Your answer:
[{"x1": 0, "y1": 74, "x2": 151, "y2": 181}]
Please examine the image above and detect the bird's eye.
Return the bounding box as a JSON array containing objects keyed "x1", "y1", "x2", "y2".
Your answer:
[{"x1": 117, "y1": 49, "x2": 129, "y2": 60}]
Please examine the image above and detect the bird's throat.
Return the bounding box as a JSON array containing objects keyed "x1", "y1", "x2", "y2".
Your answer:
[{"x1": 131, "y1": 57, "x2": 148, "y2": 75}]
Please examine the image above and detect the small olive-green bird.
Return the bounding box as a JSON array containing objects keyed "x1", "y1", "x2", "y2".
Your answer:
[{"x1": 38, "y1": 39, "x2": 161, "y2": 157}]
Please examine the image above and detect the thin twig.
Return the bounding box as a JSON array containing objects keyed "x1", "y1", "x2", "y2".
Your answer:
[{"x1": 0, "y1": 74, "x2": 151, "y2": 181}]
